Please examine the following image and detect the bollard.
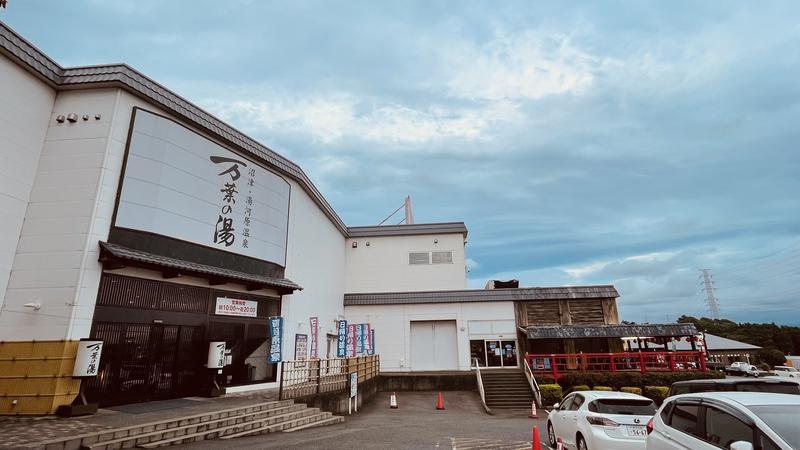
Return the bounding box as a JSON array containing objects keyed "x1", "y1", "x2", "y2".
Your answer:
[{"x1": 529, "y1": 400, "x2": 538, "y2": 418}]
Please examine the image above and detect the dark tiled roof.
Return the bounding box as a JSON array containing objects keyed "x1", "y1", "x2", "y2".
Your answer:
[
  {"x1": 347, "y1": 222, "x2": 468, "y2": 238},
  {"x1": 0, "y1": 21, "x2": 346, "y2": 235},
  {"x1": 99, "y1": 241, "x2": 301, "y2": 294},
  {"x1": 343, "y1": 285, "x2": 619, "y2": 306},
  {"x1": 525, "y1": 323, "x2": 698, "y2": 339}
]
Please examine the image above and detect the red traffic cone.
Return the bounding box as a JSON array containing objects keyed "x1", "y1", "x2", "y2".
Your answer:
[
  {"x1": 556, "y1": 437, "x2": 564, "y2": 450},
  {"x1": 531, "y1": 425, "x2": 541, "y2": 450},
  {"x1": 529, "y1": 400, "x2": 538, "y2": 418},
  {"x1": 389, "y1": 392, "x2": 398, "y2": 409},
  {"x1": 436, "y1": 392, "x2": 445, "y2": 410}
]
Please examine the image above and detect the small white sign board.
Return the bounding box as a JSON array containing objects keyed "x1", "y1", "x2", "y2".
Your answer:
[
  {"x1": 350, "y1": 372, "x2": 358, "y2": 398},
  {"x1": 215, "y1": 297, "x2": 257, "y2": 317},
  {"x1": 73, "y1": 341, "x2": 103, "y2": 377}
]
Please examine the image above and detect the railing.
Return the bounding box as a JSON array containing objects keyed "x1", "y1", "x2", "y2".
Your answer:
[
  {"x1": 526, "y1": 351, "x2": 706, "y2": 381},
  {"x1": 279, "y1": 355, "x2": 380, "y2": 400},
  {"x1": 523, "y1": 353, "x2": 543, "y2": 407},
  {"x1": 472, "y1": 357, "x2": 492, "y2": 414}
]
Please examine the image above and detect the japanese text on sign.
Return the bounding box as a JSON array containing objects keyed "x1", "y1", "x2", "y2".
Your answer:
[
  {"x1": 269, "y1": 317, "x2": 283, "y2": 363},
  {"x1": 337, "y1": 320, "x2": 348, "y2": 357},
  {"x1": 214, "y1": 297, "x2": 257, "y2": 317}
]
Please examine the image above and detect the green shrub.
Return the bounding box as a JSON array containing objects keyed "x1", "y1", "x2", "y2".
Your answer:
[
  {"x1": 620, "y1": 387, "x2": 642, "y2": 395},
  {"x1": 557, "y1": 371, "x2": 724, "y2": 392},
  {"x1": 572, "y1": 384, "x2": 590, "y2": 391},
  {"x1": 539, "y1": 384, "x2": 563, "y2": 407},
  {"x1": 644, "y1": 386, "x2": 670, "y2": 405},
  {"x1": 593, "y1": 386, "x2": 613, "y2": 391}
]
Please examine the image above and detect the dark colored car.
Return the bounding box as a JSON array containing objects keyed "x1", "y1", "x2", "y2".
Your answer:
[{"x1": 668, "y1": 378, "x2": 800, "y2": 397}]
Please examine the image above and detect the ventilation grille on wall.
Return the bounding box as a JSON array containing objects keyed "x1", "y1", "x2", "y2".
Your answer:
[
  {"x1": 409, "y1": 252, "x2": 431, "y2": 265},
  {"x1": 432, "y1": 251, "x2": 453, "y2": 264},
  {"x1": 409, "y1": 250, "x2": 454, "y2": 265}
]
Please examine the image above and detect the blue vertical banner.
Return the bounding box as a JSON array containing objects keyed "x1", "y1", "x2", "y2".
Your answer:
[
  {"x1": 369, "y1": 329, "x2": 375, "y2": 355},
  {"x1": 355, "y1": 323, "x2": 364, "y2": 354},
  {"x1": 268, "y1": 316, "x2": 283, "y2": 363},
  {"x1": 337, "y1": 320, "x2": 347, "y2": 357}
]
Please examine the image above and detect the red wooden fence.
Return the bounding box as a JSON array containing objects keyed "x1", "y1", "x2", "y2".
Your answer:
[{"x1": 525, "y1": 351, "x2": 706, "y2": 380}]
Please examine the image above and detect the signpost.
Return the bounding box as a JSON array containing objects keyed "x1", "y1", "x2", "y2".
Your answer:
[
  {"x1": 337, "y1": 320, "x2": 347, "y2": 357},
  {"x1": 349, "y1": 372, "x2": 358, "y2": 414}
]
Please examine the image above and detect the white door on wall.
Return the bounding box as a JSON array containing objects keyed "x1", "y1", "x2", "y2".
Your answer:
[{"x1": 410, "y1": 320, "x2": 458, "y2": 371}]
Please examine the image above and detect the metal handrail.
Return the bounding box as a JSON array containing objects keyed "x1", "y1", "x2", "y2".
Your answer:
[
  {"x1": 473, "y1": 357, "x2": 492, "y2": 415},
  {"x1": 523, "y1": 352, "x2": 543, "y2": 407}
]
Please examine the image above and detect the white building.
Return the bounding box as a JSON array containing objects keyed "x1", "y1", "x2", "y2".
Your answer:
[{"x1": 0, "y1": 22, "x2": 620, "y2": 414}]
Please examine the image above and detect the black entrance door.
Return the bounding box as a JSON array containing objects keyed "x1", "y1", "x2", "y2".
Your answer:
[{"x1": 84, "y1": 322, "x2": 203, "y2": 406}]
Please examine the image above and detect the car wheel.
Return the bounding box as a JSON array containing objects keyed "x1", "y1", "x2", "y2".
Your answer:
[
  {"x1": 547, "y1": 421, "x2": 556, "y2": 448},
  {"x1": 577, "y1": 434, "x2": 588, "y2": 450}
]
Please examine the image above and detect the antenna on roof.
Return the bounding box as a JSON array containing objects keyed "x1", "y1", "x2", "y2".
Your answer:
[{"x1": 378, "y1": 196, "x2": 414, "y2": 225}]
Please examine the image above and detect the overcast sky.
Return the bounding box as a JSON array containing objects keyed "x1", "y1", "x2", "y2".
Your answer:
[{"x1": 4, "y1": 1, "x2": 799, "y2": 324}]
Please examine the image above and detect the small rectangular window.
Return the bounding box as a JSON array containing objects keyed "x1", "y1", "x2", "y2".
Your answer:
[
  {"x1": 431, "y1": 251, "x2": 453, "y2": 264},
  {"x1": 409, "y1": 252, "x2": 430, "y2": 265}
]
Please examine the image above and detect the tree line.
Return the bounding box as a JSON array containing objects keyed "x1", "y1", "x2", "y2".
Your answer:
[{"x1": 677, "y1": 315, "x2": 800, "y2": 367}]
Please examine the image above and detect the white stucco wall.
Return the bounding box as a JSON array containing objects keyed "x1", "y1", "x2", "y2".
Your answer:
[
  {"x1": 281, "y1": 184, "x2": 347, "y2": 362},
  {"x1": 344, "y1": 301, "x2": 516, "y2": 371},
  {"x1": 344, "y1": 233, "x2": 467, "y2": 293},
  {"x1": 0, "y1": 88, "x2": 120, "y2": 341},
  {"x1": 0, "y1": 57, "x2": 55, "y2": 313}
]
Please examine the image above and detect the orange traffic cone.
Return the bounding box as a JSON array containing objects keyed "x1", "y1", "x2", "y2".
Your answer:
[
  {"x1": 556, "y1": 436, "x2": 564, "y2": 450},
  {"x1": 529, "y1": 400, "x2": 538, "y2": 418},
  {"x1": 531, "y1": 425, "x2": 541, "y2": 450},
  {"x1": 436, "y1": 392, "x2": 445, "y2": 410},
  {"x1": 389, "y1": 392, "x2": 398, "y2": 409}
]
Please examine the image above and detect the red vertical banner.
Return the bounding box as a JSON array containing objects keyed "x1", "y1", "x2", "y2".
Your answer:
[
  {"x1": 309, "y1": 316, "x2": 319, "y2": 359},
  {"x1": 347, "y1": 324, "x2": 356, "y2": 357}
]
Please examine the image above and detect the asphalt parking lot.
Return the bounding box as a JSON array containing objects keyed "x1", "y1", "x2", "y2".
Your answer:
[{"x1": 176, "y1": 391, "x2": 550, "y2": 450}]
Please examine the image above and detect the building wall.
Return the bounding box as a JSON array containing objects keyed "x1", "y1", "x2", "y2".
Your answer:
[
  {"x1": 281, "y1": 182, "x2": 347, "y2": 362},
  {"x1": 0, "y1": 57, "x2": 55, "y2": 313},
  {"x1": 344, "y1": 233, "x2": 467, "y2": 293},
  {"x1": 344, "y1": 301, "x2": 515, "y2": 372}
]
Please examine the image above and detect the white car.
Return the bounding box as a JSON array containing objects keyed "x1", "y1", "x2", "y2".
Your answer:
[
  {"x1": 772, "y1": 366, "x2": 799, "y2": 379},
  {"x1": 547, "y1": 390, "x2": 656, "y2": 450},
  {"x1": 646, "y1": 392, "x2": 800, "y2": 450}
]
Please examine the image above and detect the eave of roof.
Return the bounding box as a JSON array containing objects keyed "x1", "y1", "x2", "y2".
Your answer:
[
  {"x1": 0, "y1": 20, "x2": 347, "y2": 235},
  {"x1": 343, "y1": 285, "x2": 619, "y2": 306},
  {"x1": 98, "y1": 241, "x2": 301, "y2": 294},
  {"x1": 525, "y1": 323, "x2": 699, "y2": 339},
  {"x1": 347, "y1": 222, "x2": 468, "y2": 238}
]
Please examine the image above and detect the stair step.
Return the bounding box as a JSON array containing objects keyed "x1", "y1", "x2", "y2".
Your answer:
[
  {"x1": 283, "y1": 415, "x2": 345, "y2": 433},
  {"x1": 86, "y1": 404, "x2": 307, "y2": 449},
  {"x1": 137, "y1": 408, "x2": 323, "y2": 448},
  {"x1": 220, "y1": 412, "x2": 336, "y2": 440}
]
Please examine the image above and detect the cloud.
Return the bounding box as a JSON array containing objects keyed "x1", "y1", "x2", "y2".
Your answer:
[
  {"x1": 202, "y1": 93, "x2": 523, "y2": 145},
  {"x1": 443, "y1": 30, "x2": 604, "y2": 101}
]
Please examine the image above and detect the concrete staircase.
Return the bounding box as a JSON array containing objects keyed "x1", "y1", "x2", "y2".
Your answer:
[
  {"x1": 481, "y1": 369, "x2": 535, "y2": 410},
  {"x1": 20, "y1": 400, "x2": 343, "y2": 450}
]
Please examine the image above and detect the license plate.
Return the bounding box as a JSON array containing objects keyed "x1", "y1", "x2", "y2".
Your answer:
[{"x1": 627, "y1": 426, "x2": 647, "y2": 436}]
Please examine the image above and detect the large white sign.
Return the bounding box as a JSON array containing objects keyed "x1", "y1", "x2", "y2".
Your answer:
[
  {"x1": 214, "y1": 297, "x2": 258, "y2": 317},
  {"x1": 116, "y1": 108, "x2": 291, "y2": 266}
]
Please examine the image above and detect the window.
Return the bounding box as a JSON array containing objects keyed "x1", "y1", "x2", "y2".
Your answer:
[
  {"x1": 660, "y1": 401, "x2": 673, "y2": 423},
  {"x1": 559, "y1": 396, "x2": 574, "y2": 411},
  {"x1": 589, "y1": 399, "x2": 656, "y2": 415},
  {"x1": 704, "y1": 407, "x2": 753, "y2": 448},
  {"x1": 409, "y1": 252, "x2": 430, "y2": 265},
  {"x1": 669, "y1": 402, "x2": 700, "y2": 437},
  {"x1": 432, "y1": 251, "x2": 453, "y2": 264},
  {"x1": 570, "y1": 394, "x2": 585, "y2": 410},
  {"x1": 759, "y1": 432, "x2": 781, "y2": 450}
]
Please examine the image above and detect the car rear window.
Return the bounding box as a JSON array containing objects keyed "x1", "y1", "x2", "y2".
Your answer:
[
  {"x1": 588, "y1": 399, "x2": 656, "y2": 415},
  {"x1": 750, "y1": 405, "x2": 800, "y2": 448},
  {"x1": 736, "y1": 383, "x2": 800, "y2": 394}
]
